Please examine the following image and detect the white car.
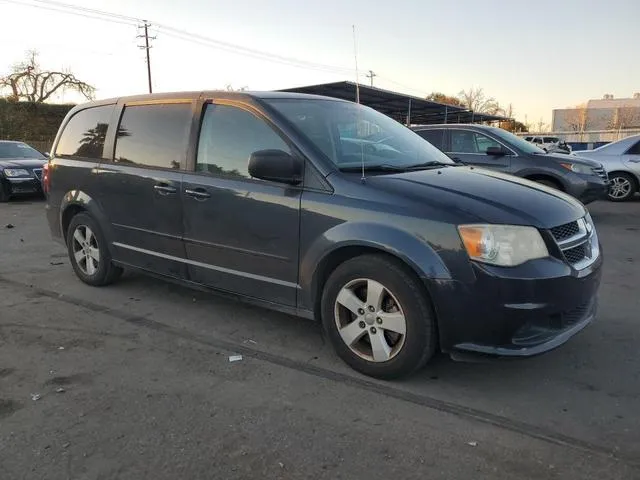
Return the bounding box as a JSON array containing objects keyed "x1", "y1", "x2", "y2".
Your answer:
[
  {"x1": 577, "y1": 134, "x2": 640, "y2": 201},
  {"x1": 524, "y1": 135, "x2": 571, "y2": 153}
]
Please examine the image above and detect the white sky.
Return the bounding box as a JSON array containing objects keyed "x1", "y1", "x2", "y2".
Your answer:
[{"x1": 1, "y1": 0, "x2": 639, "y2": 126}]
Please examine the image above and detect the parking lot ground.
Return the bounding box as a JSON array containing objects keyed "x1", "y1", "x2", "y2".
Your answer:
[{"x1": 0, "y1": 197, "x2": 639, "y2": 479}]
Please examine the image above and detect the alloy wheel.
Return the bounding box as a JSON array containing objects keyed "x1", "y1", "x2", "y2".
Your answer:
[
  {"x1": 334, "y1": 278, "x2": 407, "y2": 363},
  {"x1": 71, "y1": 225, "x2": 100, "y2": 276},
  {"x1": 609, "y1": 176, "x2": 632, "y2": 200}
]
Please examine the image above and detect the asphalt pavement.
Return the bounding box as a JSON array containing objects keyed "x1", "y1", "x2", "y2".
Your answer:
[{"x1": 0, "y1": 197, "x2": 638, "y2": 480}]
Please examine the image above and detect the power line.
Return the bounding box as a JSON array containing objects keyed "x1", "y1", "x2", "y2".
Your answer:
[{"x1": 0, "y1": 0, "x2": 138, "y2": 26}]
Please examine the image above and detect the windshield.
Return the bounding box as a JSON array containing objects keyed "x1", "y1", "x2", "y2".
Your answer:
[
  {"x1": 488, "y1": 128, "x2": 547, "y2": 154},
  {"x1": 0, "y1": 142, "x2": 45, "y2": 159},
  {"x1": 264, "y1": 99, "x2": 454, "y2": 170}
]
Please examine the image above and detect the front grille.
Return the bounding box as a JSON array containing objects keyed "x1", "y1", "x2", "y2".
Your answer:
[
  {"x1": 591, "y1": 166, "x2": 608, "y2": 181},
  {"x1": 563, "y1": 244, "x2": 586, "y2": 264},
  {"x1": 32, "y1": 168, "x2": 43, "y2": 180},
  {"x1": 550, "y1": 221, "x2": 579, "y2": 241},
  {"x1": 548, "y1": 217, "x2": 597, "y2": 269}
]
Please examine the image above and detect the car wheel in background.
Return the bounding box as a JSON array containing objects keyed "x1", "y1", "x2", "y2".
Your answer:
[
  {"x1": 66, "y1": 212, "x2": 123, "y2": 286},
  {"x1": 321, "y1": 254, "x2": 436, "y2": 379},
  {"x1": 607, "y1": 172, "x2": 637, "y2": 202}
]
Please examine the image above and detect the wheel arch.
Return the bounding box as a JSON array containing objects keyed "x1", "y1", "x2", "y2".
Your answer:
[
  {"x1": 608, "y1": 169, "x2": 640, "y2": 189},
  {"x1": 59, "y1": 190, "x2": 115, "y2": 252}
]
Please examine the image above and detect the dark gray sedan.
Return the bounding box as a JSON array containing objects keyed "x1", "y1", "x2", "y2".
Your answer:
[
  {"x1": 0, "y1": 141, "x2": 48, "y2": 202},
  {"x1": 412, "y1": 125, "x2": 608, "y2": 204}
]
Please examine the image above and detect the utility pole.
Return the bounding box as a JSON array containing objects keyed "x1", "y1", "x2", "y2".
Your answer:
[
  {"x1": 137, "y1": 21, "x2": 155, "y2": 93},
  {"x1": 366, "y1": 70, "x2": 377, "y2": 87}
]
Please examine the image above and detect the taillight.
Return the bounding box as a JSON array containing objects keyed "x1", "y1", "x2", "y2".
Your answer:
[{"x1": 42, "y1": 162, "x2": 50, "y2": 194}]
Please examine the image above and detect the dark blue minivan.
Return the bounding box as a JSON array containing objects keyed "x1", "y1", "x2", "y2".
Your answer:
[{"x1": 45, "y1": 91, "x2": 602, "y2": 379}]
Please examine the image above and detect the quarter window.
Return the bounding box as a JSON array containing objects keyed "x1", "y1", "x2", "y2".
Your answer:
[
  {"x1": 55, "y1": 105, "x2": 114, "y2": 159},
  {"x1": 450, "y1": 130, "x2": 502, "y2": 154},
  {"x1": 626, "y1": 140, "x2": 640, "y2": 155},
  {"x1": 196, "y1": 104, "x2": 291, "y2": 178},
  {"x1": 114, "y1": 103, "x2": 192, "y2": 169}
]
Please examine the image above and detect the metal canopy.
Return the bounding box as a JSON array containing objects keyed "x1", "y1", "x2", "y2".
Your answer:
[{"x1": 278, "y1": 81, "x2": 509, "y2": 125}]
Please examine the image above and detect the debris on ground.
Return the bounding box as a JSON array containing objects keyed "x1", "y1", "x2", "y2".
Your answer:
[
  {"x1": 58, "y1": 346, "x2": 65, "y2": 350},
  {"x1": 278, "y1": 462, "x2": 285, "y2": 469},
  {"x1": 228, "y1": 355, "x2": 243, "y2": 363},
  {"x1": 467, "y1": 441, "x2": 478, "y2": 447},
  {"x1": 56, "y1": 387, "x2": 66, "y2": 394},
  {"x1": 50, "y1": 261, "x2": 64, "y2": 266},
  {"x1": 31, "y1": 393, "x2": 41, "y2": 401},
  {"x1": 5, "y1": 223, "x2": 15, "y2": 229},
  {"x1": 63, "y1": 443, "x2": 70, "y2": 449},
  {"x1": 243, "y1": 339, "x2": 257, "y2": 345}
]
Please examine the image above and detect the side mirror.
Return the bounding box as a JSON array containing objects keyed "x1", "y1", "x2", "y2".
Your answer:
[
  {"x1": 486, "y1": 146, "x2": 507, "y2": 156},
  {"x1": 248, "y1": 149, "x2": 302, "y2": 185}
]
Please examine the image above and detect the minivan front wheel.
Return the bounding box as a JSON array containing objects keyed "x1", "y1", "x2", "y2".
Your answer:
[
  {"x1": 67, "y1": 213, "x2": 123, "y2": 286},
  {"x1": 321, "y1": 255, "x2": 436, "y2": 379}
]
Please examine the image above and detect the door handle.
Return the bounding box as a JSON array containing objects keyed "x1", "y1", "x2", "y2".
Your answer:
[
  {"x1": 185, "y1": 188, "x2": 211, "y2": 200},
  {"x1": 154, "y1": 184, "x2": 177, "y2": 195}
]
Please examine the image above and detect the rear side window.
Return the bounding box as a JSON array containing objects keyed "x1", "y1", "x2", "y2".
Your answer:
[
  {"x1": 626, "y1": 140, "x2": 640, "y2": 155},
  {"x1": 55, "y1": 105, "x2": 113, "y2": 159},
  {"x1": 196, "y1": 103, "x2": 290, "y2": 178},
  {"x1": 114, "y1": 103, "x2": 192, "y2": 169},
  {"x1": 415, "y1": 129, "x2": 446, "y2": 151},
  {"x1": 544, "y1": 137, "x2": 558, "y2": 143}
]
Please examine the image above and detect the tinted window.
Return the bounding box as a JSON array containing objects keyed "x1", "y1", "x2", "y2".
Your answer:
[
  {"x1": 0, "y1": 142, "x2": 45, "y2": 159},
  {"x1": 544, "y1": 137, "x2": 558, "y2": 143},
  {"x1": 55, "y1": 105, "x2": 113, "y2": 159},
  {"x1": 196, "y1": 104, "x2": 290, "y2": 178},
  {"x1": 626, "y1": 140, "x2": 640, "y2": 155},
  {"x1": 114, "y1": 103, "x2": 192, "y2": 169},
  {"x1": 415, "y1": 129, "x2": 446, "y2": 150},
  {"x1": 450, "y1": 130, "x2": 502, "y2": 154},
  {"x1": 533, "y1": 138, "x2": 543, "y2": 144}
]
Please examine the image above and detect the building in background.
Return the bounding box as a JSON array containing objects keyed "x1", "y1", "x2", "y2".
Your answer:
[{"x1": 550, "y1": 93, "x2": 640, "y2": 148}]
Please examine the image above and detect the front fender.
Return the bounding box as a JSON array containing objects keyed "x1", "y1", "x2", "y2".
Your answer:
[
  {"x1": 59, "y1": 190, "x2": 115, "y2": 253},
  {"x1": 299, "y1": 221, "x2": 453, "y2": 308}
]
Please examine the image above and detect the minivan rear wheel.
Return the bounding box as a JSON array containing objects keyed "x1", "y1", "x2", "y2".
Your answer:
[
  {"x1": 67, "y1": 212, "x2": 123, "y2": 286},
  {"x1": 321, "y1": 254, "x2": 436, "y2": 379}
]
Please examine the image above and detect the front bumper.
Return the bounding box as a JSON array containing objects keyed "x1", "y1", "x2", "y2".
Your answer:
[
  {"x1": 5, "y1": 176, "x2": 43, "y2": 195},
  {"x1": 567, "y1": 175, "x2": 609, "y2": 205},
  {"x1": 429, "y1": 252, "x2": 602, "y2": 358}
]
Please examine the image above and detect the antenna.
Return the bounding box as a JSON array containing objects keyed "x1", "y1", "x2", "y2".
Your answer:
[{"x1": 352, "y1": 25, "x2": 365, "y2": 183}]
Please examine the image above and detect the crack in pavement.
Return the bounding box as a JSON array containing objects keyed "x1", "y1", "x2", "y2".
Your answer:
[{"x1": 0, "y1": 275, "x2": 635, "y2": 468}]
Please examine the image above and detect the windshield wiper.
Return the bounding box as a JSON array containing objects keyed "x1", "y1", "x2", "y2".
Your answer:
[
  {"x1": 402, "y1": 161, "x2": 452, "y2": 170},
  {"x1": 338, "y1": 164, "x2": 407, "y2": 173}
]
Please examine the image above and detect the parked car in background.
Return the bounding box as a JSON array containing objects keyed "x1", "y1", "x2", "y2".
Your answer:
[
  {"x1": 45, "y1": 92, "x2": 602, "y2": 379},
  {"x1": 0, "y1": 140, "x2": 48, "y2": 202},
  {"x1": 576, "y1": 134, "x2": 640, "y2": 201},
  {"x1": 524, "y1": 135, "x2": 572, "y2": 153},
  {"x1": 413, "y1": 125, "x2": 607, "y2": 204}
]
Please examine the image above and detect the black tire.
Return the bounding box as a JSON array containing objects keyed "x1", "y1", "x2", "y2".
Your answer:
[
  {"x1": 0, "y1": 181, "x2": 10, "y2": 202},
  {"x1": 66, "y1": 212, "x2": 123, "y2": 286},
  {"x1": 607, "y1": 172, "x2": 637, "y2": 202},
  {"x1": 321, "y1": 254, "x2": 436, "y2": 379}
]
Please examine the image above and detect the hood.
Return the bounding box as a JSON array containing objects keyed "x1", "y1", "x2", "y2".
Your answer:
[
  {"x1": 366, "y1": 166, "x2": 586, "y2": 229},
  {"x1": 535, "y1": 152, "x2": 601, "y2": 167},
  {"x1": 0, "y1": 158, "x2": 47, "y2": 169}
]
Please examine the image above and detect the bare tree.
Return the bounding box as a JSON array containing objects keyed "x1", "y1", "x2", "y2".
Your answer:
[
  {"x1": 536, "y1": 118, "x2": 548, "y2": 133},
  {"x1": 0, "y1": 51, "x2": 95, "y2": 103},
  {"x1": 225, "y1": 84, "x2": 249, "y2": 92},
  {"x1": 457, "y1": 87, "x2": 500, "y2": 114},
  {"x1": 607, "y1": 106, "x2": 640, "y2": 130},
  {"x1": 564, "y1": 104, "x2": 589, "y2": 133}
]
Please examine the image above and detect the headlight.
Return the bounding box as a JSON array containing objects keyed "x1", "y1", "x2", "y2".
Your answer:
[
  {"x1": 560, "y1": 163, "x2": 592, "y2": 174},
  {"x1": 458, "y1": 224, "x2": 549, "y2": 266},
  {"x1": 3, "y1": 168, "x2": 31, "y2": 177}
]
